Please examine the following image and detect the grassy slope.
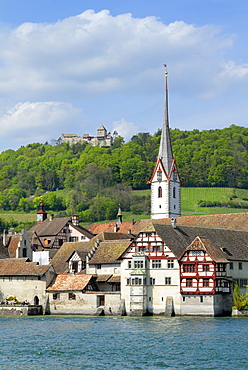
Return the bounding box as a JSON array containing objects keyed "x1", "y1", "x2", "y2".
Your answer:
[{"x1": 1, "y1": 187, "x2": 248, "y2": 225}]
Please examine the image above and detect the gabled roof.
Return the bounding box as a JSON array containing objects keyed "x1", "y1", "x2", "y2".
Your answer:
[
  {"x1": 152, "y1": 223, "x2": 248, "y2": 261},
  {"x1": 89, "y1": 222, "x2": 136, "y2": 235},
  {"x1": 50, "y1": 241, "x2": 93, "y2": 274},
  {"x1": 29, "y1": 217, "x2": 70, "y2": 237},
  {"x1": 0, "y1": 259, "x2": 51, "y2": 276},
  {"x1": 181, "y1": 236, "x2": 228, "y2": 263},
  {"x1": 68, "y1": 222, "x2": 94, "y2": 239},
  {"x1": 89, "y1": 240, "x2": 132, "y2": 264},
  {"x1": 47, "y1": 273, "x2": 93, "y2": 291}
]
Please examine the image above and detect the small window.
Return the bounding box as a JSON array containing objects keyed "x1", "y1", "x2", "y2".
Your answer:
[
  {"x1": 186, "y1": 279, "x2": 193, "y2": 287},
  {"x1": 229, "y1": 262, "x2": 233, "y2": 270},
  {"x1": 53, "y1": 293, "x2": 60, "y2": 300},
  {"x1": 165, "y1": 277, "x2": 171, "y2": 285},
  {"x1": 128, "y1": 261, "x2": 131, "y2": 269},
  {"x1": 81, "y1": 235, "x2": 86, "y2": 240},
  {"x1": 96, "y1": 264, "x2": 101, "y2": 269},
  {"x1": 158, "y1": 186, "x2": 162, "y2": 198},
  {"x1": 239, "y1": 262, "x2": 243, "y2": 270},
  {"x1": 152, "y1": 259, "x2": 161, "y2": 269},
  {"x1": 192, "y1": 250, "x2": 201, "y2": 257},
  {"x1": 134, "y1": 260, "x2": 143, "y2": 269},
  {"x1": 173, "y1": 186, "x2": 176, "y2": 198},
  {"x1": 200, "y1": 296, "x2": 203, "y2": 303},
  {"x1": 167, "y1": 260, "x2": 174, "y2": 269},
  {"x1": 127, "y1": 278, "x2": 130, "y2": 285},
  {"x1": 58, "y1": 239, "x2": 63, "y2": 246},
  {"x1": 150, "y1": 278, "x2": 156, "y2": 285},
  {"x1": 183, "y1": 296, "x2": 186, "y2": 302},
  {"x1": 22, "y1": 248, "x2": 27, "y2": 258},
  {"x1": 202, "y1": 265, "x2": 210, "y2": 272},
  {"x1": 183, "y1": 264, "x2": 196, "y2": 273},
  {"x1": 69, "y1": 293, "x2": 76, "y2": 300},
  {"x1": 202, "y1": 279, "x2": 209, "y2": 287}
]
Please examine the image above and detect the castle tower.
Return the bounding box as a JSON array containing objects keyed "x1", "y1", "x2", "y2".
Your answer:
[{"x1": 148, "y1": 68, "x2": 181, "y2": 219}]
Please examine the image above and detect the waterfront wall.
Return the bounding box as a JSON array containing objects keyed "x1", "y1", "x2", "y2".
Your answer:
[
  {"x1": 0, "y1": 305, "x2": 43, "y2": 315},
  {"x1": 47, "y1": 291, "x2": 124, "y2": 315},
  {"x1": 232, "y1": 309, "x2": 248, "y2": 316}
]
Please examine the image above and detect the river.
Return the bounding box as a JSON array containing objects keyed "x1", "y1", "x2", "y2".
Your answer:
[{"x1": 0, "y1": 316, "x2": 247, "y2": 369}]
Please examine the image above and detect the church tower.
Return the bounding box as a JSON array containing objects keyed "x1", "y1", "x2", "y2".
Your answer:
[{"x1": 148, "y1": 68, "x2": 181, "y2": 219}]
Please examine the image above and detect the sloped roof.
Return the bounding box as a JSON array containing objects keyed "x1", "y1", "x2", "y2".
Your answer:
[
  {"x1": 0, "y1": 259, "x2": 50, "y2": 276},
  {"x1": 183, "y1": 237, "x2": 228, "y2": 263},
  {"x1": 152, "y1": 224, "x2": 248, "y2": 261},
  {"x1": 50, "y1": 232, "x2": 132, "y2": 273},
  {"x1": 89, "y1": 222, "x2": 137, "y2": 235},
  {"x1": 68, "y1": 222, "x2": 94, "y2": 239},
  {"x1": 89, "y1": 240, "x2": 132, "y2": 264},
  {"x1": 96, "y1": 274, "x2": 112, "y2": 282},
  {"x1": 29, "y1": 217, "x2": 71, "y2": 237},
  {"x1": 50, "y1": 241, "x2": 93, "y2": 274},
  {"x1": 89, "y1": 213, "x2": 248, "y2": 236},
  {"x1": 47, "y1": 273, "x2": 93, "y2": 291}
]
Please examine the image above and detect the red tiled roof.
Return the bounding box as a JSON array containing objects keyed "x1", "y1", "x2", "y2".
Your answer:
[
  {"x1": 0, "y1": 259, "x2": 50, "y2": 276},
  {"x1": 90, "y1": 212, "x2": 248, "y2": 236},
  {"x1": 47, "y1": 273, "x2": 93, "y2": 291}
]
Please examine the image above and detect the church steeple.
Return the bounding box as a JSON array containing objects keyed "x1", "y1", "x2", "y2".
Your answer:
[
  {"x1": 148, "y1": 67, "x2": 181, "y2": 219},
  {"x1": 158, "y1": 70, "x2": 173, "y2": 175}
]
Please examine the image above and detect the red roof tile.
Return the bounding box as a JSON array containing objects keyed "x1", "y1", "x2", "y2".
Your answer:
[{"x1": 47, "y1": 273, "x2": 93, "y2": 291}]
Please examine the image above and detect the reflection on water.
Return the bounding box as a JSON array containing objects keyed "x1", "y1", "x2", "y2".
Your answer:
[{"x1": 0, "y1": 316, "x2": 247, "y2": 369}]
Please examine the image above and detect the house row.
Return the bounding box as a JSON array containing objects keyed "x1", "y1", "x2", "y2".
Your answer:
[{"x1": 1, "y1": 214, "x2": 246, "y2": 316}]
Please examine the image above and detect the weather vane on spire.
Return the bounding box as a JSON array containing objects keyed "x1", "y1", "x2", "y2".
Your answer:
[{"x1": 164, "y1": 64, "x2": 168, "y2": 76}]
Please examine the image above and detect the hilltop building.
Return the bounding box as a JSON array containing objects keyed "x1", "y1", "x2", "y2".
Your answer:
[{"x1": 61, "y1": 125, "x2": 112, "y2": 147}]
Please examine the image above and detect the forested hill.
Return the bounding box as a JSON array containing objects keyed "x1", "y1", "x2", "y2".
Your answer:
[{"x1": 0, "y1": 124, "x2": 247, "y2": 217}]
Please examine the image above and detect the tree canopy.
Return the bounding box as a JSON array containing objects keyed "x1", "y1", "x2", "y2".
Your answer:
[{"x1": 0, "y1": 124, "x2": 247, "y2": 222}]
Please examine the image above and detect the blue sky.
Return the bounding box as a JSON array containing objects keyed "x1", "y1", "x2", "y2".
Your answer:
[{"x1": 0, "y1": 0, "x2": 248, "y2": 152}]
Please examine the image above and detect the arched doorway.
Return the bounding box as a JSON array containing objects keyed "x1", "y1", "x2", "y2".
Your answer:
[{"x1": 34, "y1": 296, "x2": 39, "y2": 305}]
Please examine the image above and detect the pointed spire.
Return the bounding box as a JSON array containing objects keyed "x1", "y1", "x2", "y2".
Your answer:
[{"x1": 158, "y1": 68, "x2": 173, "y2": 175}]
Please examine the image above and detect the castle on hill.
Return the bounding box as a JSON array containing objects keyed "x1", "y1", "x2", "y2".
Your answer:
[{"x1": 61, "y1": 125, "x2": 112, "y2": 147}]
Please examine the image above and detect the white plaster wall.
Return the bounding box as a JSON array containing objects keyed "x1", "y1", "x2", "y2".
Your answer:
[
  {"x1": 87, "y1": 263, "x2": 120, "y2": 276},
  {"x1": 227, "y1": 261, "x2": 248, "y2": 293},
  {"x1": 0, "y1": 277, "x2": 47, "y2": 306},
  {"x1": 48, "y1": 292, "x2": 121, "y2": 315},
  {"x1": 180, "y1": 294, "x2": 226, "y2": 316}
]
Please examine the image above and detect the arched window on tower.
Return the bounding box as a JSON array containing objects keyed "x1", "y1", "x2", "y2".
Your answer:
[
  {"x1": 158, "y1": 186, "x2": 162, "y2": 198},
  {"x1": 173, "y1": 186, "x2": 176, "y2": 198}
]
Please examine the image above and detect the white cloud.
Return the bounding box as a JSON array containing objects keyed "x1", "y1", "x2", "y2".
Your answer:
[
  {"x1": 0, "y1": 10, "x2": 242, "y2": 100},
  {"x1": 112, "y1": 119, "x2": 138, "y2": 142},
  {"x1": 0, "y1": 101, "x2": 82, "y2": 145},
  {"x1": 0, "y1": 9, "x2": 247, "y2": 151}
]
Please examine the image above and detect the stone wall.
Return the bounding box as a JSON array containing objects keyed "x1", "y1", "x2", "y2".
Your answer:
[
  {"x1": 47, "y1": 291, "x2": 123, "y2": 315},
  {"x1": 0, "y1": 305, "x2": 42, "y2": 315}
]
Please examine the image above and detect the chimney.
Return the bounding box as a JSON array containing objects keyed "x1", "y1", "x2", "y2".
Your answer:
[
  {"x1": 171, "y1": 218, "x2": 177, "y2": 229},
  {"x1": 49, "y1": 214, "x2": 54, "y2": 221},
  {"x1": 3, "y1": 229, "x2": 6, "y2": 247},
  {"x1": 114, "y1": 223, "x2": 118, "y2": 232}
]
